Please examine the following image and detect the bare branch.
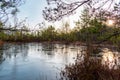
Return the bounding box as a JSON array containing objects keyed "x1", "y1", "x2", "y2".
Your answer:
[
  {"x1": 0, "y1": 0, "x2": 25, "y2": 23},
  {"x1": 43, "y1": 0, "x2": 116, "y2": 21}
]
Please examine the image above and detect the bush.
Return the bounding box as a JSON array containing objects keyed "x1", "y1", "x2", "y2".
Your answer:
[{"x1": 60, "y1": 58, "x2": 120, "y2": 80}]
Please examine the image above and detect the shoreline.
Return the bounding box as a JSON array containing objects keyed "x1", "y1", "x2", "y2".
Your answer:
[{"x1": 1, "y1": 40, "x2": 118, "y2": 48}]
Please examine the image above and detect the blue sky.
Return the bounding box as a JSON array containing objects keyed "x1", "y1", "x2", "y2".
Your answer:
[
  {"x1": 16, "y1": 0, "x2": 81, "y2": 29},
  {"x1": 17, "y1": 0, "x2": 47, "y2": 28}
]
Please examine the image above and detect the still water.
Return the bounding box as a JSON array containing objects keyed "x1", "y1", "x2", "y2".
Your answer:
[{"x1": 0, "y1": 43, "x2": 86, "y2": 80}]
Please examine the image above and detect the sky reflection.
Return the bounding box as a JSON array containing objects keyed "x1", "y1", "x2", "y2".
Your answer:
[{"x1": 0, "y1": 43, "x2": 85, "y2": 80}]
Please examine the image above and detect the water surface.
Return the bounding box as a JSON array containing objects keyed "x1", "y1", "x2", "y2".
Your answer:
[{"x1": 0, "y1": 43, "x2": 86, "y2": 80}]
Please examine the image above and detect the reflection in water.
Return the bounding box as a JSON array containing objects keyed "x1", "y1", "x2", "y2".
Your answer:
[
  {"x1": 101, "y1": 48, "x2": 120, "y2": 68},
  {"x1": 0, "y1": 43, "x2": 119, "y2": 80},
  {"x1": 41, "y1": 43, "x2": 55, "y2": 58},
  {"x1": 0, "y1": 49, "x2": 5, "y2": 64},
  {"x1": 3, "y1": 43, "x2": 29, "y2": 60},
  {"x1": 0, "y1": 43, "x2": 85, "y2": 80}
]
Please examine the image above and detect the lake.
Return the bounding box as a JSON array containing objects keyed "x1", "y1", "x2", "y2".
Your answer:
[
  {"x1": 0, "y1": 43, "x2": 120, "y2": 80},
  {"x1": 0, "y1": 43, "x2": 86, "y2": 80}
]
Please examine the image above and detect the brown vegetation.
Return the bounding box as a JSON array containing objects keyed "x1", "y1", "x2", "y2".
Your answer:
[
  {"x1": 60, "y1": 58, "x2": 120, "y2": 80},
  {"x1": 0, "y1": 40, "x2": 4, "y2": 45}
]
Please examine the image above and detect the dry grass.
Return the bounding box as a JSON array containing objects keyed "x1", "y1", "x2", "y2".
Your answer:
[{"x1": 60, "y1": 58, "x2": 120, "y2": 80}]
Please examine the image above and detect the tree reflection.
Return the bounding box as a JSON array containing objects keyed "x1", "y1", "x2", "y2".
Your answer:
[
  {"x1": 0, "y1": 46, "x2": 5, "y2": 64},
  {"x1": 41, "y1": 43, "x2": 55, "y2": 58},
  {"x1": 0, "y1": 43, "x2": 29, "y2": 63}
]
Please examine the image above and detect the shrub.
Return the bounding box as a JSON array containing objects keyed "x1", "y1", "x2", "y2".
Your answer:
[{"x1": 60, "y1": 58, "x2": 120, "y2": 80}]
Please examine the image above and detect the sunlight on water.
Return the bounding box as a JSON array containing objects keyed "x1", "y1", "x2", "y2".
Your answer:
[
  {"x1": 101, "y1": 48, "x2": 120, "y2": 68},
  {"x1": 102, "y1": 48, "x2": 114, "y2": 62}
]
